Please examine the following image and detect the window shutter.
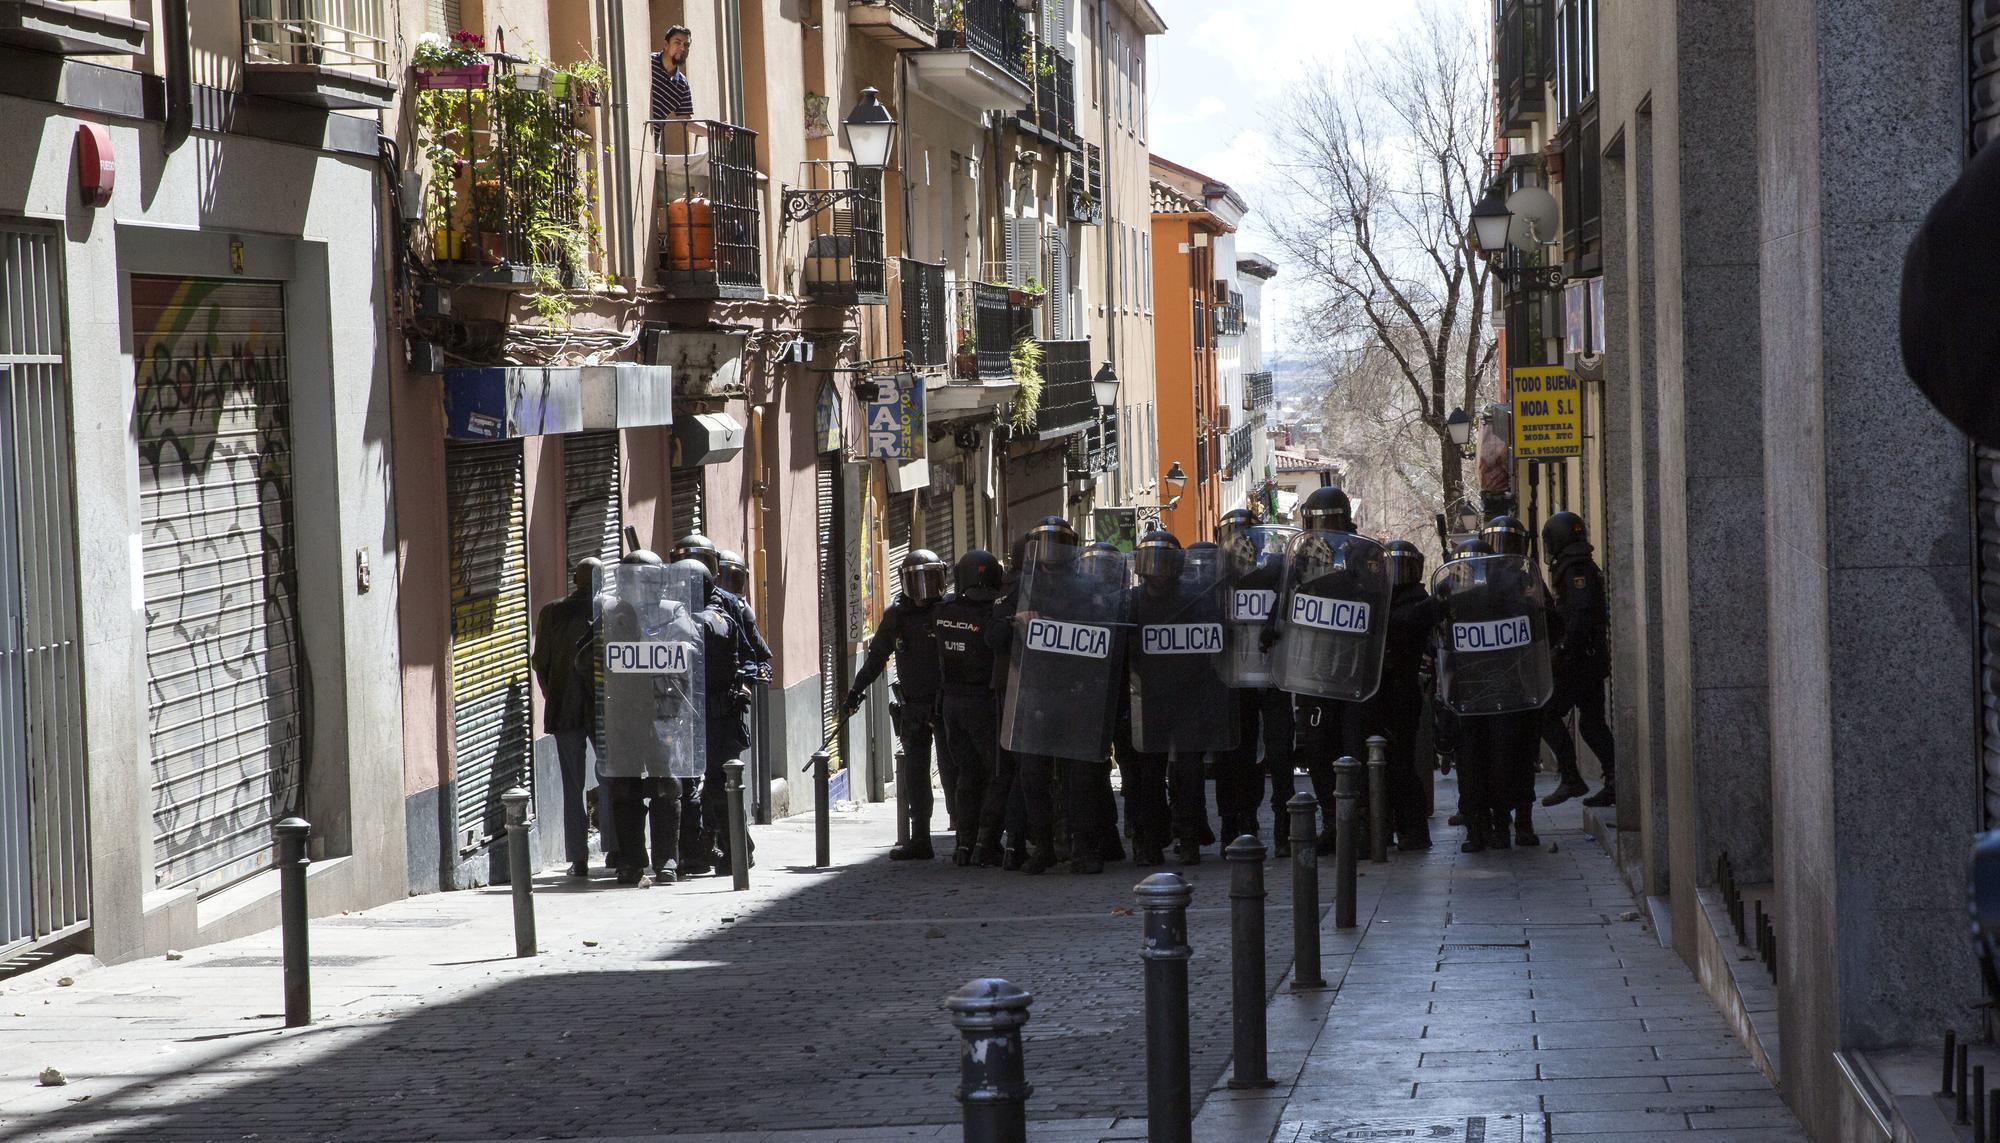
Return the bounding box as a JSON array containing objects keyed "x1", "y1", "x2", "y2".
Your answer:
[
  {"x1": 1008, "y1": 215, "x2": 1040, "y2": 289},
  {"x1": 1049, "y1": 230, "x2": 1070, "y2": 339}
]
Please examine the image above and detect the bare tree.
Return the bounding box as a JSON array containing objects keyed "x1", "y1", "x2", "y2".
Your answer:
[
  {"x1": 1267, "y1": 2, "x2": 1497, "y2": 524},
  {"x1": 1317, "y1": 340, "x2": 1450, "y2": 562}
]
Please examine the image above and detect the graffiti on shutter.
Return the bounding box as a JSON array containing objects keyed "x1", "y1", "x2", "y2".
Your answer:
[
  {"x1": 447, "y1": 442, "x2": 531, "y2": 854},
  {"x1": 564, "y1": 432, "x2": 622, "y2": 567}
]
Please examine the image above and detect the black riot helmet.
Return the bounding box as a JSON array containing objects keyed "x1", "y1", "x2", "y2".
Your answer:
[
  {"x1": 572, "y1": 557, "x2": 602, "y2": 593},
  {"x1": 1479, "y1": 515, "x2": 1532, "y2": 558},
  {"x1": 1451, "y1": 538, "x2": 1492, "y2": 560},
  {"x1": 1384, "y1": 540, "x2": 1425, "y2": 587},
  {"x1": 1300, "y1": 486, "x2": 1355, "y2": 533},
  {"x1": 716, "y1": 548, "x2": 749, "y2": 595},
  {"x1": 670, "y1": 532, "x2": 721, "y2": 574},
  {"x1": 901, "y1": 548, "x2": 949, "y2": 604},
  {"x1": 1216, "y1": 508, "x2": 1257, "y2": 578},
  {"x1": 953, "y1": 549, "x2": 1004, "y2": 602},
  {"x1": 1079, "y1": 540, "x2": 1124, "y2": 578},
  {"x1": 1133, "y1": 528, "x2": 1185, "y2": 582},
  {"x1": 621, "y1": 548, "x2": 665, "y2": 566},
  {"x1": 1215, "y1": 508, "x2": 1254, "y2": 547},
  {"x1": 669, "y1": 557, "x2": 715, "y2": 601},
  {"x1": 1541, "y1": 511, "x2": 1587, "y2": 564},
  {"x1": 1024, "y1": 514, "x2": 1080, "y2": 568}
]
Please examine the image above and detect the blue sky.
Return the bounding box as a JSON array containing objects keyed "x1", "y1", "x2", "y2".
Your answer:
[{"x1": 1145, "y1": 0, "x2": 1487, "y2": 355}]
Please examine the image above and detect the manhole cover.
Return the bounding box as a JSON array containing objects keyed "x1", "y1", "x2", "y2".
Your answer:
[{"x1": 1281, "y1": 1114, "x2": 1532, "y2": 1142}]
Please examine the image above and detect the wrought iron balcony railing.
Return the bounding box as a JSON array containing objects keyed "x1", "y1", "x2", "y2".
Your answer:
[
  {"x1": 1029, "y1": 338, "x2": 1094, "y2": 437},
  {"x1": 797, "y1": 161, "x2": 886, "y2": 306},
  {"x1": 1019, "y1": 47, "x2": 1077, "y2": 142},
  {"x1": 1086, "y1": 404, "x2": 1118, "y2": 472},
  {"x1": 900, "y1": 258, "x2": 948, "y2": 368},
  {"x1": 947, "y1": 0, "x2": 1031, "y2": 85},
  {"x1": 954, "y1": 281, "x2": 1015, "y2": 381},
  {"x1": 1067, "y1": 142, "x2": 1103, "y2": 225},
  {"x1": 243, "y1": 0, "x2": 388, "y2": 78},
  {"x1": 422, "y1": 66, "x2": 587, "y2": 274},
  {"x1": 653, "y1": 119, "x2": 765, "y2": 300},
  {"x1": 1244, "y1": 371, "x2": 1274, "y2": 412},
  {"x1": 1226, "y1": 422, "x2": 1255, "y2": 479}
]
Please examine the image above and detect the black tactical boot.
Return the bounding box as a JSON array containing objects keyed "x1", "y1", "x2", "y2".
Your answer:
[
  {"x1": 1487, "y1": 809, "x2": 1512, "y2": 850},
  {"x1": 953, "y1": 845, "x2": 975, "y2": 867},
  {"x1": 1582, "y1": 783, "x2": 1616, "y2": 808},
  {"x1": 1541, "y1": 779, "x2": 1588, "y2": 808},
  {"x1": 890, "y1": 839, "x2": 936, "y2": 861},
  {"x1": 1175, "y1": 839, "x2": 1202, "y2": 866},
  {"x1": 1513, "y1": 804, "x2": 1539, "y2": 848},
  {"x1": 1003, "y1": 846, "x2": 1026, "y2": 871},
  {"x1": 1020, "y1": 843, "x2": 1054, "y2": 875},
  {"x1": 972, "y1": 829, "x2": 1004, "y2": 867},
  {"x1": 1459, "y1": 819, "x2": 1488, "y2": 854}
]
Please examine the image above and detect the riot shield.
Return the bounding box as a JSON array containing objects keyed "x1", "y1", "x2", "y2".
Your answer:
[
  {"x1": 1430, "y1": 553, "x2": 1553, "y2": 716},
  {"x1": 1220, "y1": 524, "x2": 1298, "y2": 688},
  {"x1": 1000, "y1": 551, "x2": 1130, "y2": 761},
  {"x1": 595, "y1": 562, "x2": 707, "y2": 779},
  {"x1": 1130, "y1": 546, "x2": 1239, "y2": 754},
  {"x1": 1273, "y1": 530, "x2": 1392, "y2": 701}
]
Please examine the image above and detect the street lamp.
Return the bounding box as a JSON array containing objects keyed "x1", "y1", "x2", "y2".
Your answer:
[
  {"x1": 1092, "y1": 361, "x2": 1120, "y2": 408},
  {"x1": 1164, "y1": 460, "x2": 1188, "y2": 510},
  {"x1": 1469, "y1": 189, "x2": 1513, "y2": 256},
  {"x1": 781, "y1": 88, "x2": 898, "y2": 222},
  {"x1": 1446, "y1": 406, "x2": 1473, "y2": 450},
  {"x1": 1467, "y1": 186, "x2": 1564, "y2": 292}
]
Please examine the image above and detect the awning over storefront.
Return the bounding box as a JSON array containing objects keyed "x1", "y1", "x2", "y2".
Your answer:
[{"x1": 444, "y1": 364, "x2": 673, "y2": 440}]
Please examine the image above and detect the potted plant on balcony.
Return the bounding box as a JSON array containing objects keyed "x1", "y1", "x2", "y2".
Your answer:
[
  {"x1": 940, "y1": 0, "x2": 965, "y2": 45},
  {"x1": 549, "y1": 58, "x2": 608, "y2": 108},
  {"x1": 1008, "y1": 337, "x2": 1043, "y2": 430},
  {"x1": 412, "y1": 30, "x2": 490, "y2": 89},
  {"x1": 1009, "y1": 278, "x2": 1046, "y2": 308}
]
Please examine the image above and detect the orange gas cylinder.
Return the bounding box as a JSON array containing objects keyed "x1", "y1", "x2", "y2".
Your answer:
[{"x1": 667, "y1": 194, "x2": 716, "y2": 272}]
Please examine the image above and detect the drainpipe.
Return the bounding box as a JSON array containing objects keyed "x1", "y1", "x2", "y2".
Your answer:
[
  {"x1": 603, "y1": 0, "x2": 638, "y2": 282},
  {"x1": 1096, "y1": 0, "x2": 1116, "y2": 378},
  {"x1": 162, "y1": 0, "x2": 192, "y2": 151}
]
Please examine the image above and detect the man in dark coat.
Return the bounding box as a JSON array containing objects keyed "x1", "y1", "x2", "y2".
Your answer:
[
  {"x1": 532, "y1": 559, "x2": 600, "y2": 877},
  {"x1": 1538, "y1": 512, "x2": 1616, "y2": 808}
]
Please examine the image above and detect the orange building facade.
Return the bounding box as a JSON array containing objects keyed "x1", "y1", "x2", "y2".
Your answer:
[{"x1": 1148, "y1": 160, "x2": 1236, "y2": 542}]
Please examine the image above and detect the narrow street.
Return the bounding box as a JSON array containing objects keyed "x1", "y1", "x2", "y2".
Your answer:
[{"x1": 0, "y1": 777, "x2": 1799, "y2": 1143}]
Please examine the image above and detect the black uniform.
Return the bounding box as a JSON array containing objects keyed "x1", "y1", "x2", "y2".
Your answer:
[
  {"x1": 1281, "y1": 563, "x2": 1374, "y2": 849},
  {"x1": 849, "y1": 595, "x2": 945, "y2": 840},
  {"x1": 934, "y1": 590, "x2": 1000, "y2": 856},
  {"x1": 1381, "y1": 582, "x2": 1438, "y2": 848},
  {"x1": 1217, "y1": 555, "x2": 1296, "y2": 845},
  {"x1": 1124, "y1": 580, "x2": 1208, "y2": 860},
  {"x1": 1541, "y1": 542, "x2": 1615, "y2": 792},
  {"x1": 1437, "y1": 564, "x2": 1546, "y2": 849},
  {"x1": 695, "y1": 598, "x2": 749, "y2": 872}
]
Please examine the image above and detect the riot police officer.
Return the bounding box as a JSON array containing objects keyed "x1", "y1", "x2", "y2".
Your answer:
[
  {"x1": 935, "y1": 550, "x2": 1004, "y2": 865},
  {"x1": 674, "y1": 533, "x2": 772, "y2": 681},
  {"x1": 1537, "y1": 512, "x2": 1616, "y2": 808},
  {"x1": 1381, "y1": 541, "x2": 1437, "y2": 850},
  {"x1": 674, "y1": 558, "x2": 748, "y2": 876},
  {"x1": 1479, "y1": 516, "x2": 1543, "y2": 846},
  {"x1": 1126, "y1": 529, "x2": 1235, "y2": 865},
  {"x1": 843, "y1": 549, "x2": 949, "y2": 860},
  {"x1": 1217, "y1": 510, "x2": 1299, "y2": 852}
]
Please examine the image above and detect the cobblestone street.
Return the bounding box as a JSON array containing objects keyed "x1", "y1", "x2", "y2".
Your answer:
[{"x1": 0, "y1": 777, "x2": 1802, "y2": 1143}]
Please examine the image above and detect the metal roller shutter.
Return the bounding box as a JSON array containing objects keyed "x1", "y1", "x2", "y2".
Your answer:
[
  {"x1": 670, "y1": 465, "x2": 705, "y2": 543},
  {"x1": 886, "y1": 491, "x2": 914, "y2": 576},
  {"x1": 564, "y1": 432, "x2": 622, "y2": 567},
  {"x1": 1973, "y1": 0, "x2": 2000, "y2": 824},
  {"x1": 447, "y1": 441, "x2": 532, "y2": 855},
  {"x1": 133, "y1": 276, "x2": 303, "y2": 892},
  {"x1": 924, "y1": 487, "x2": 956, "y2": 566},
  {"x1": 817, "y1": 454, "x2": 845, "y2": 764},
  {"x1": 0, "y1": 226, "x2": 88, "y2": 949}
]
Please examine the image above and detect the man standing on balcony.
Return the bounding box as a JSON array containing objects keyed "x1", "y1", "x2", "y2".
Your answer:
[{"x1": 651, "y1": 25, "x2": 694, "y2": 130}]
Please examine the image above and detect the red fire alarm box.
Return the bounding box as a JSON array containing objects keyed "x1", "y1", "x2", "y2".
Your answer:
[{"x1": 76, "y1": 123, "x2": 113, "y2": 208}]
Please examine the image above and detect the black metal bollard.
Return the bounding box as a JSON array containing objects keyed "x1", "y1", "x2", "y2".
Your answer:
[
  {"x1": 724, "y1": 760, "x2": 751, "y2": 892},
  {"x1": 1944, "y1": 1029, "x2": 1959, "y2": 1095},
  {"x1": 1976, "y1": 1065, "x2": 1987, "y2": 1140},
  {"x1": 948, "y1": 978, "x2": 1033, "y2": 1143},
  {"x1": 1136, "y1": 873, "x2": 1194, "y2": 1143},
  {"x1": 894, "y1": 744, "x2": 910, "y2": 848},
  {"x1": 1961, "y1": 1043, "x2": 1973, "y2": 1124},
  {"x1": 813, "y1": 748, "x2": 831, "y2": 869},
  {"x1": 1286, "y1": 792, "x2": 1326, "y2": 990},
  {"x1": 1988, "y1": 1088, "x2": 1998, "y2": 1143},
  {"x1": 1365, "y1": 736, "x2": 1389, "y2": 864},
  {"x1": 501, "y1": 787, "x2": 537, "y2": 958},
  {"x1": 1225, "y1": 836, "x2": 1274, "y2": 1090},
  {"x1": 1333, "y1": 757, "x2": 1361, "y2": 930},
  {"x1": 274, "y1": 816, "x2": 312, "y2": 1028}
]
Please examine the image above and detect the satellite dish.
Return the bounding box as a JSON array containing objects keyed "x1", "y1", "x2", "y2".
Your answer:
[{"x1": 1506, "y1": 186, "x2": 1561, "y2": 249}]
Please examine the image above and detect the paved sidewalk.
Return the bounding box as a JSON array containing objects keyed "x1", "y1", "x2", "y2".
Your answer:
[
  {"x1": 1193, "y1": 776, "x2": 1807, "y2": 1143},
  {"x1": 0, "y1": 774, "x2": 1801, "y2": 1143}
]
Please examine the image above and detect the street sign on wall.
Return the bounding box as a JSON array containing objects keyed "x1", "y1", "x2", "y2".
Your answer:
[
  {"x1": 864, "y1": 373, "x2": 925, "y2": 461},
  {"x1": 1509, "y1": 365, "x2": 1584, "y2": 459}
]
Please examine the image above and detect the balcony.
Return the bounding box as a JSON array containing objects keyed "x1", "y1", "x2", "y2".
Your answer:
[
  {"x1": 1244, "y1": 371, "x2": 1273, "y2": 412},
  {"x1": 1028, "y1": 338, "x2": 1093, "y2": 439},
  {"x1": 953, "y1": 281, "x2": 1015, "y2": 381},
  {"x1": 241, "y1": 0, "x2": 395, "y2": 109},
  {"x1": 910, "y1": 0, "x2": 1030, "y2": 115},
  {"x1": 797, "y1": 161, "x2": 887, "y2": 306},
  {"x1": 1067, "y1": 142, "x2": 1103, "y2": 225},
  {"x1": 1558, "y1": 99, "x2": 1601, "y2": 276},
  {"x1": 1015, "y1": 47, "x2": 1077, "y2": 149},
  {"x1": 847, "y1": 0, "x2": 937, "y2": 50},
  {"x1": 1085, "y1": 405, "x2": 1118, "y2": 472},
  {"x1": 900, "y1": 258, "x2": 948, "y2": 369},
  {"x1": 422, "y1": 66, "x2": 591, "y2": 282},
  {"x1": 1226, "y1": 422, "x2": 1255, "y2": 479},
  {"x1": 1213, "y1": 291, "x2": 1246, "y2": 338},
  {"x1": 0, "y1": 0, "x2": 147, "y2": 55},
  {"x1": 653, "y1": 119, "x2": 765, "y2": 301},
  {"x1": 1497, "y1": 0, "x2": 1550, "y2": 136}
]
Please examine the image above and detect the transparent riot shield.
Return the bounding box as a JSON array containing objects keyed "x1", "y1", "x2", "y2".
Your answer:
[
  {"x1": 595, "y1": 562, "x2": 707, "y2": 779},
  {"x1": 1430, "y1": 553, "x2": 1553, "y2": 716},
  {"x1": 1130, "y1": 546, "x2": 1239, "y2": 754},
  {"x1": 1273, "y1": 530, "x2": 1392, "y2": 701},
  {"x1": 1000, "y1": 551, "x2": 1131, "y2": 761},
  {"x1": 1219, "y1": 524, "x2": 1299, "y2": 688}
]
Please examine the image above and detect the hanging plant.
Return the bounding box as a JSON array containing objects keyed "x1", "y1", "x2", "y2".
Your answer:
[{"x1": 1009, "y1": 337, "x2": 1043, "y2": 430}]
